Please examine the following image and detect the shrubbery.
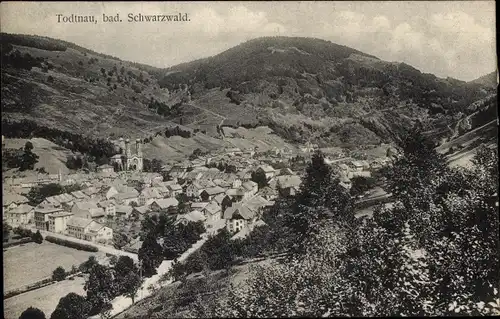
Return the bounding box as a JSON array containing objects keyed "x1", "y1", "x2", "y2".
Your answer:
[{"x1": 45, "y1": 236, "x2": 98, "y2": 252}]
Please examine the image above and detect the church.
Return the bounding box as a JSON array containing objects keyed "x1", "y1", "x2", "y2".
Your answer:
[{"x1": 110, "y1": 138, "x2": 143, "y2": 171}]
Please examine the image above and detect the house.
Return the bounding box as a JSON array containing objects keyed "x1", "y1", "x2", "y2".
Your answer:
[
  {"x1": 231, "y1": 220, "x2": 267, "y2": 240},
  {"x1": 97, "y1": 200, "x2": 117, "y2": 217},
  {"x1": 110, "y1": 190, "x2": 140, "y2": 206},
  {"x1": 138, "y1": 188, "x2": 162, "y2": 206},
  {"x1": 98, "y1": 164, "x2": 114, "y2": 173},
  {"x1": 274, "y1": 175, "x2": 302, "y2": 197},
  {"x1": 35, "y1": 207, "x2": 64, "y2": 231},
  {"x1": 124, "y1": 237, "x2": 143, "y2": 254},
  {"x1": 256, "y1": 165, "x2": 276, "y2": 179},
  {"x1": 191, "y1": 202, "x2": 209, "y2": 211},
  {"x1": 66, "y1": 217, "x2": 113, "y2": 243},
  {"x1": 202, "y1": 202, "x2": 222, "y2": 221},
  {"x1": 258, "y1": 186, "x2": 278, "y2": 201},
  {"x1": 115, "y1": 205, "x2": 133, "y2": 219},
  {"x1": 351, "y1": 160, "x2": 368, "y2": 172},
  {"x1": 185, "y1": 180, "x2": 216, "y2": 199},
  {"x1": 82, "y1": 187, "x2": 100, "y2": 199},
  {"x1": 223, "y1": 195, "x2": 272, "y2": 233},
  {"x1": 242, "y1": 181, "x2": 258, "y2": 196},
  {"x1": 71, "y1": 190, "x2": 90, "y2": 202},
  {"x1": 150, "y1": 198, "x2": 179, "y2": 212},
  {"x1": 278, "y1": 168, "x2": 295, "y2": 176},
  {"x1": 106, "y1": 185, "x2": 138, "y2": 200},
  {"x1": 131, "y1": 206, "x2": 150, "y2": 220},
  {"x1": 3, "y1": 193, "x2": 29, "y2": 212},
  {"x1": 71, "y1": 201, "x2": 106, "y2": 222},
  {"x1": 200, "y1": 186, "x2": 226, "y2": 202},
  {"x1": 175, "y1": 210, "x2": 206, "y2": 226},
  {"x1": 5, "y1": 204, "x2": 35, "y2": 227},
  {"x1": 167, "y1": 184, "x2": 183, "y2": 197},
  {"x1": 48, "y1": 211, "x2": 74, "y2": 233}
]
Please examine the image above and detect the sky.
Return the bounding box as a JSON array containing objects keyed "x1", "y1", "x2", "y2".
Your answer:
[{"x1": 0, "y1": 1, "x2": 496, "y2": 81}]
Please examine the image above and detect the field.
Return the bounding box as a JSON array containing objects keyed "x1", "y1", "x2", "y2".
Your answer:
[
  {"x1": 3, "y1": 276, "x2": 86, "y2": 319},
  {"x1": 3, "y1": 241, "x2": 103, "y2": 292},
  {"x1": 3, "y1": 137, "x2": 75, "y2": 175}
]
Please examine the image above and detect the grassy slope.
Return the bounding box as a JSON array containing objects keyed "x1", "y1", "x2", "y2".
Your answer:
[{"x1": 3, "y1": 137, "x2": 76, "y2": 175}]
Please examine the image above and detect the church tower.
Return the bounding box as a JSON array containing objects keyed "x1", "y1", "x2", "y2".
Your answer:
[{"x1": 135, "y1": 139, "x2": 144, "y2": 171}]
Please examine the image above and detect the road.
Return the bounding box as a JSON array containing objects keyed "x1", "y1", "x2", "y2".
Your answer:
[
  {"x1": 91, "y1": 221, "x2": 226, "y2": 319},
  {"x1": 30, "y1": 227, "x2": 138, "y2": 261}
]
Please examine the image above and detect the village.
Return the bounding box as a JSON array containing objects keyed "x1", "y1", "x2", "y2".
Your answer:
[{"x1": 3, "y1": 138, "x2": 395, "y2": 251}]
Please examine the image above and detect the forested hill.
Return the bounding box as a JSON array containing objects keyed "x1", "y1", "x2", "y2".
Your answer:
[{"x1": 1, "y1": 33, "x2": 497, "y2": 151}]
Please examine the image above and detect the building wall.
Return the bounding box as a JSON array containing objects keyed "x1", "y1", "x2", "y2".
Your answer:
[
  {"x1": 227, "y1": 218, "x2": 247, "y2": 233},
  {"x1": 35, "y1": 212, "x2": 50, "y2": 231}
]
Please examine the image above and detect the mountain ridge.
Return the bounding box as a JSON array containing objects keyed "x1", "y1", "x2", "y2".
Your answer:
[{"x1": 1, "y1": 32, "x2": 497, "y2": 161}]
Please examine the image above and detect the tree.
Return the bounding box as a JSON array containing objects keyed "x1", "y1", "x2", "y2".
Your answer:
[
  {"x1": 79, "y1": 256, "x2": 99, "y2": 273},
  {"x1": 350, "y1": 176, "x2": 377, "y2": 197},
  {"x1": 84, "y1": 264, "x2": 116, "y2": 316},
  {"x1": 32, "y1": 230, "x2": 43, "y2": 244},
  {"x1": 138, "y1": 233, "x2": 164, "y2": 277},
  {"x1": 3, "y1": 222, "x2": 11, "y2": 242},
  {"x1": 251, "y1": 170, "x2": 268, "y2": 189},
  {"x1": 24, "y1": 141, "x2": 34, "y2": 152},
  {"x1": 51, "y1": 293, "x2": 90, "y2": 319},
  {"x1": 26, "y1": 183, "x2": 64, "y2": 206},
  {"x1": 52, "y1": 266, "x2": 67, "y2": 281},
  {"x1": 122, "y1": 272, "x2": 143, "y2": 303},
  {"x1": 19, "y1": 307, "x2": 46, "y2": 319},
  {"x1": 283, "y1": 151, "x2": 354, "y2": 254}
]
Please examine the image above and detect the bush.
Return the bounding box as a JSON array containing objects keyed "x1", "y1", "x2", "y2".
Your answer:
[
  {"x1": 3, "y1": 237, "x2": 33, "y2": 248},
  {"x1": 52, "y1": 266, "x2": 67, "y2": 281},
  {"x1": 45, "y1": 236, "x2": 98, "y2": 252}
]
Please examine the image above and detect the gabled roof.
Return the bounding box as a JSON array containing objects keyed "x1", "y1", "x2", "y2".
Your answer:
[
  {"x1": 67, "y1": 216, "x2": 93, "y2": 228},
  {"x1": 87, "y1": 221, "x2": 105, "y2": 233},
  {"x1": 213, "y1": 193, "x2": 226, "y2": 205},
  {"x1": 9, "y1": 204, "x2": 35, "y2": 214},
  {"x1": 202, "y1": 186, "x2": 226, "y2": 196},
  {"x1": 226, "y1": 188, "x2": 246, "y2": 196},
  {"x1": 152, "y1": 198, "x2": 179, "y2": 209},
  {"x1": 73, "y1": 201, "x2": 99, "y2": 211},
  {"x1": 203, "y1": 202, "x2": 221, "y2": 215},
  {"x1": 98, "y1": 200, "x2": 116, "y2": 208},
  {"x1": 133, "y1": 206, "x2": 149, "y2": 215},
  {"x1": 3, "y1": 193, "x2": 29, "y2": 206},
  {"x1": 176, "y1": 210, "x2": 206, "y2": 223},
  {"x1": 71, "y1": 190, "x2": 89, "y2": 200},
  {"x1": 35, "y1": 207, "x2": 64, "y2": 214},
  {"x1": 242, "y1": 181, "x2": 257, "y2": 191},
  {"x1": 276, "y1": 175, "x2": 302, "y2": 189},
  {"x1": 115, "y1": 205, "x2": 133, "y2": 214},
  {"x1": 258, "y1": 165, "x2": 275, "y2": 173},
  {"x1": 140, "y1": 188, "x2": 162, "y2": 199},
  {"x1": 191, "y1": 202, "x2": 209, "y2": 209},
  {"x1": 167, "y1": 184, "x2": 182, "y2": 191},
  {"x1": 112, "y1": 191, "x2": 139, "y2": 201},
  {"x1": 258, "y1": 186, "x2": 277, "y2": 196}
]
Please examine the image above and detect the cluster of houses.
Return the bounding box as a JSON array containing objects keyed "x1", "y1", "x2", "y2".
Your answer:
[
  {"x1": 3, "y1": 141, "x2": 397, "y2": 248},
  {"x1": 3, "y1": 155, "x2": 304, "y2": 246}
]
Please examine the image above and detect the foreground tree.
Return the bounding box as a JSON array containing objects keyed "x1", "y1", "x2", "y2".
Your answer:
[
  {"x1": 52, "y1": 266, "x2": 66, "y2": 281},
  {"x1": 84, "y1": 264, "x2": 116, "y2": 315},
  {"x1": 51, "y1": 293, "x2": 90, "y2": 319},
  {"x1": 283, "y1": 151, "x2": 354, "y2": 254},
  {"x1": 19, "y1": 307, "x2": 46, "y2": 319},
  {"x1": 138, "y1": 233, "x2": 163, "y2": 277}
]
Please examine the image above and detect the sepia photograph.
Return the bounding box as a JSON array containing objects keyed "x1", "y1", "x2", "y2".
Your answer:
[{"x1": 1, "y1": 1, "x2": 498, "y2": 318}]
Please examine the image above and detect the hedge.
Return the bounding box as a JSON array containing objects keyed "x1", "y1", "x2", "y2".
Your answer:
[
  {"x1": 45, "y1": 236, "x2": 99, "y2": 252},
  {"x1": 4, "y1": 277, "x2": 54, "y2": 299},
  {"x1": 3, "y1": 237, "x2": 33, "y2": 248}
]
